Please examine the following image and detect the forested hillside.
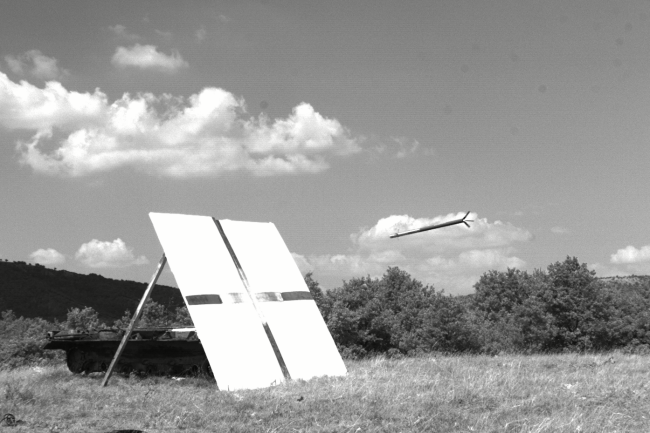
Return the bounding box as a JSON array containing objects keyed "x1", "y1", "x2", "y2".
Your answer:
[{"x1": 0, "y1": 260, "x2": 184, "y2": 323}]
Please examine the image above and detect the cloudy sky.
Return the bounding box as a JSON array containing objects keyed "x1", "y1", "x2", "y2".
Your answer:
[{"x1": 2, "y1": 0, "x2": 649, "y2": 294}]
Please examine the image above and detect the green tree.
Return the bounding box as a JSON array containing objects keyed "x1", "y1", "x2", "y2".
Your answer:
[
  {"x1": 589, "y1": 277, "x2": 650, "y2": 351},
  {"x1": 420, "y1": 292, "x2": 478, "y2": 353},
  {"x1": 325, "y1": 275, "x2": 384, "y2": 358},
  {"x1": 0, "y1": 310, "x2": 61, "y2": 367},
  {"x1": 113, "y1": 300, "x2": 189, "y2": 328},
  {"x1": 538, "y1": 256, "x2": 598, "y2": 350},
  {"x1": 64, "y1": 306, "x2": 103, "y2": 332},
  {"x1": 173, "y1": 305, "x2": 193, "y2": 327},
  {"x1": 473, "y1": 268, "x2": 529, "y2": 320},
  {"x1": 304, "y1": 272, "x2": 331, "y2": 321},
  {"x1": 324, "y1": 267, "x2": 474, "y2": 357}
]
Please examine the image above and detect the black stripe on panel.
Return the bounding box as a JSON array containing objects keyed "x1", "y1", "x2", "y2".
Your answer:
[
  {"x1": 186, "y1": 294, "x2": 222, "y2": 305},
  {"x1": 186, "y1": 291, "x2": 315, "y2": 305},
  {"x1": 281, "y1": 291, "x2": 313, "y2": 301}
]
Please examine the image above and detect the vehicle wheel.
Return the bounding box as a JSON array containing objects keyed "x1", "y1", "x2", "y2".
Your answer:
[{"x1": 66, "y1": 349, "x2": 88, "y2": 374}]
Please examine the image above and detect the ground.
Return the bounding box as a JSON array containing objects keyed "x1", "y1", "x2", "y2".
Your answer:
[{"x1": 1, "y1": 353, "x2": 648, "y2": 432}]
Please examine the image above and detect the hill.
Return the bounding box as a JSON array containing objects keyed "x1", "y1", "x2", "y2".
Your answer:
[
  {"x1": 0, "y1": 260, "x2": 184, "y2": 323},
  {"x1": 598, "y1": 275, "x2": 650, "y2": 286}
]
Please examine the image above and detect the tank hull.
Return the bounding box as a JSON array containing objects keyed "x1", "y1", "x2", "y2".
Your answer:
[{"x1": 44, "y1": 328, "x2": 211, "y2": 376}]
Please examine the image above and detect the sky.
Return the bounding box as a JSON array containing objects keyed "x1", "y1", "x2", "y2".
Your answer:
[{"x1": 1, "y1": 0, "x2": 650, "y2": 295}]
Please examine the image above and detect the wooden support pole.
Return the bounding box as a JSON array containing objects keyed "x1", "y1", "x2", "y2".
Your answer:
[{"x1": 101, "y1": 254, "x2": 167, "y2": 387}]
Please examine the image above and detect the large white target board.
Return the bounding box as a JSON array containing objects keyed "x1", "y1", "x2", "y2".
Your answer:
[{"x1": 149, "y1": 212, "x2": 347, "y2": 390}]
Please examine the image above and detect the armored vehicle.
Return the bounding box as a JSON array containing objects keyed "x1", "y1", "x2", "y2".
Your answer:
[{"x1": 44, "y1": 327, "x2": 211, "y2": 376}]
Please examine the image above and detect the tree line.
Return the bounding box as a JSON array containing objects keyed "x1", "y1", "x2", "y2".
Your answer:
[
  {"x1": 314, "y1": 256, "x2": 650, "y2": 357},
  {"x1": 2, "y1": 256, "x2": 649, "y2": 367}
]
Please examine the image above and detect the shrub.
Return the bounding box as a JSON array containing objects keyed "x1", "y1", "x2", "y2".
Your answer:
[
  {"x1": 0, "y1": 310, "x2": 62, "y2": 368},
  {"x1": 113, "y1": 300, "x2": 193, "y2": 329},
  {"x1": 63, "y1": 306, "x2": 103, "y2": 332}
]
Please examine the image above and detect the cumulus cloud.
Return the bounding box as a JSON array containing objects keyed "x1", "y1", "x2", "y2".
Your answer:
[
  {"x1": 155, "y1": 30, "x2": 173, "y2": 40},
  {"x1": 589, "y1": 262, "x2": 629, "y2": 278},
  {"x1": 366, "y1": 135, "x2": 428, "y2": 159},
  {"x1": 111, "y1": 44, "x2": 188, "y2": 73},
  {"x1": 108, "y1": 24, "x2": 140, "y2": 41},
  {"x1": 4, "y1": 50, "x2": 69, "y2": 81},
  {"x1": 456, "y1": 248, "x2": 525, "y2": 269},
  {"x1": 291, "y1": 252, "x2": 313, "y2": 274},
  {"x1": 610, "y1": 245, "x2": 650, "y2": 264},
  {"x1": 589, "y1": 244, "x2": 650, "y2": 279},
  {"x1": 297, "y1": 212, "x2": 531, "y2": 294},
  {"x1": 0, "y1": 72, "x2": 361, "y2": 177},
  {"x1": 75, "y1": 238, "x2": 149, "y2": 268},
  {"x1": 29, "y1": 248, "x2": 66, "y2": 265},
  {"x1": 551, "y1": 226, "x2": 570, "y2": 234},
  {"x1": 195, "y1": 27, "x2": 207, "y2": 43},
  {"x1": 392, "y1": 137, "x2": 421, "y2": 158},
  {"x1": 353, "y1": 212, "x2": 532, "y2": 253}
]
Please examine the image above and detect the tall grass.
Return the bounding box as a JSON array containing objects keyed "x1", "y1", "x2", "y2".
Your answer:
[{"x1": 1, "y1": 353, "x2": 649, "y2": 432}]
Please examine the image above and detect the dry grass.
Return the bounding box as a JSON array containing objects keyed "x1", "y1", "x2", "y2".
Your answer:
[{"x1": 1, "y1": 353, "x2": 649, "y2": 432}]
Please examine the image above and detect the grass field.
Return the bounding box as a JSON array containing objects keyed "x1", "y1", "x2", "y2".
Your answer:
[{"x1": 1, "y1": 353, "x2": 649, "y2": 432}]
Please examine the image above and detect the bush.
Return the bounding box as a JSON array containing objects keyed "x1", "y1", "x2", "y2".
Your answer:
[
  {"x1": 113, "y1": 300, "x2": 193, "y2": 329},
  {"x1": 321, "y1": 268, "x2": 476, "y2": 357},
  {"x1": 309, "y1": 257, "x2": 650, "y2": 357},
  {"x1": 63, "y1": 306, "x2": 103, "y2": 332},
  {"x1": 0, "y1": 310, "x2": 62, "y2": 368}
]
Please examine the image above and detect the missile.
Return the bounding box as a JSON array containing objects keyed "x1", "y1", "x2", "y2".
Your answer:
[{"x1": 390, "y1": 211, "x2": 473, "y2": 239}]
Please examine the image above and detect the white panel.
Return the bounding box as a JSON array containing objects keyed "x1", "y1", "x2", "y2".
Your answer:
[
  {"x1": 220, "y1": 220, "x2": 347, "y2": 381},
  {"x1": 149, "y1": 213, "x2": 285, "y2": 390}
]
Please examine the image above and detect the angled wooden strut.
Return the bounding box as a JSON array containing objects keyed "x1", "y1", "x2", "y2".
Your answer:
[{"x1": 101, "y1": 254, "x2": 167, "y2": 387}]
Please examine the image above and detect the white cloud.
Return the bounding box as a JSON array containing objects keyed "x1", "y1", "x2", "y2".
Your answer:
[
  {"x1": 29, "y1": 248, "x2": 65, "y2": 265},
  {"x1": 306, "y1": 253, "x2": 382, "y2": 277},
  {"x1": 551, "y1": 226, "x2": 570, "y2": 234},
  {"x1": 366, "y1": 135, "x2": 427, "y2": 159},
  {"x1": 0, "y1": 72, "x2": 361, "y2": 177},
  {"x1": 589, "y1": 244, "x2": 650, "y2": 279},
  {"x1": 195, "y1": 27, "x2": 207, "y2": 43},
  {"x1": 108, "y1": 24, "x2": 140, "y2": 41},
  {"x1": 610, "y1": 245, "x2": 650, "y2": 264},
  {"x1": 75, "y1": 238, "x2": 149, "y2": 268},
  {"x1": 291, "y1": 252, "x2": 313, "y2": 274},
  {"x1": 4, "y1": 50, "x2": 69, "y2": 81},
  {"x1": 456, "y1": 248, "x2": 525, "y2": 269},
  {"x1": 392, "y1": 136, "x2": 421, "y2": 158},
  {"x1": 155, "y1": 30, "x2": 173, "y2": 41},
  {"x1": 5, "y1": 56, "x2": 24, "y2": 74},
  {"x1": 0, "y1": 75, "x2": 106, "y2": 131},
  {"x1": 353, "y1": 212, "x2": 532, "y2": 253},
  {"x1": 111, "y1": 44, "x2": 188, "y2": 73},
  {"x1": 591, "y1": 261, "x2": 650, "y2": 278},
  {"x1": 296, "y1": 212, "x2": 531, "y2": 294},
  {"x1": 589, "y1": 263, "x2": 630, "y2": 278}
]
